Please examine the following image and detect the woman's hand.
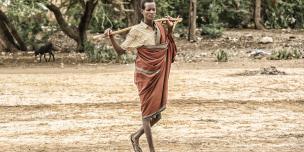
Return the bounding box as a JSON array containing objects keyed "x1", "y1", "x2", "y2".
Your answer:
[
  {"x1": 165, "y1": 16, "x2": 174, "y2": 28},
  {"x1": 104, "y1": 28, "x2": 113, "y2": 39},
  {"x1": 165, "y1": 16, "x2": 174, "y2": 34}
]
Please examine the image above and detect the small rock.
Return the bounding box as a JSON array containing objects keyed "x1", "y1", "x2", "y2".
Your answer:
[
  {"x1": 259, "y1": 37, "x2": 273, "y2": 44},
  {"x1": 200, "y1": 52, "x2": 207, "y2": 57},
  {"x1": 27, "y1": 51, "x2": 35, "y2": 55},
  {"x1": 243, "y1": 34, "x2": 254, "y2": 40},
  {"x1": 189, "y1": 39, "x2": 196, "y2": 43},
  {"x1": 231, "y1": 38, "x2": 238, "y2": 42},
  {"x1": 173, "y1": 33, "x2": 180, "y2": 38},
  {"x1": 114, "y1": 7, "x2": 119, "y2": 12},
  {"x1": 249, "y1": 49, "x2": 271, "y2": 58},
  {"x1": 289, "y1": 36, "x2": 296, "y2": 40},
  {"x1": 245, "y1": 33, "x2": 253, "y2": 38}
]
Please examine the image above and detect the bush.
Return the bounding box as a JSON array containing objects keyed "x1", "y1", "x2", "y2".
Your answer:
[
  {"x1": 200, "y1": 0, "x2": 224, "y2": 38},
  {"x1": 263, "y1": 0, "x2": 304, "y2": 28},
  {"x1": 201, "y1": 24, "x2": 223, "y2": 38},
  {"x1": 268, "y1": 49, "x2": 302, "y2": 60},
  {"x1": 84, "y1": 42, "x2": 135, "y2": 63},
  {"x1": 4, "y1": 1, "x2": 50, "y2": 45},
  {"x1": 85, "y1": 42, "x2": 115, "y2": 63},
  {"x1": 269, "y1": 50, "x2": 292, "y2": 60},
  {"x1": 292, "y1": 49, "x2": 303, "y2": 59},
  {"x1": 117, "y1": 52, "x2": 136, "y2": 64},
  {"x1": 215, "y1": 50, "x2": 228, "y2": 62},
  {"x1": 90, "y1": 2, "x2": 127, "y2": 33},
  {"x1": 197, "y1": 0, "x2": 304, "y2": 29},
  {"x1": 218, "y1": 0, "x2": 252, "y2": 28}
]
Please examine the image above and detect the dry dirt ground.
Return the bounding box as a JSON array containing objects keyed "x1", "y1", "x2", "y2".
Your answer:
[
  {"x1": 0, "y1": 29, "x2": 304, "y2": 152},
  {"x1": 0, "y1": 60, "x2": 304, "y2": 152}
]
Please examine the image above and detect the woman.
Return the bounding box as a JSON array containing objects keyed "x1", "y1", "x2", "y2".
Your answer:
[{"x1": 104, "y1": 0, "x2": 176, "y2": 151}]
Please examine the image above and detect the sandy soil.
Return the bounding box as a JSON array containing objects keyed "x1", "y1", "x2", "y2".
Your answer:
[
  {"x1": 0, "y1": 59, "x2": 304, "y2": 152},
  {"x1": 1, "y1": 29, "x2": 304, "y2": 151}
]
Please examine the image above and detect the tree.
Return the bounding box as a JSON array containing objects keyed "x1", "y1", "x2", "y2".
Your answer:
[
  {"x1": 128, "y1": 0, "x2": 142, "y2": 26},
  {"x1": 46, "y1": 0, "x2": 98, "y2": 52},
  {"x1": 112, "y1": 0, "x2": 141, "y2": 26},
  {"x1": 254, "y1": 0, "x2": 265, "y2": 30},
  {"x1": 0, "y1": 9, "x2": 27, "y2": 52},
  {"x1": 188, "y1": 0, "x2": 197, "y2": 41}
]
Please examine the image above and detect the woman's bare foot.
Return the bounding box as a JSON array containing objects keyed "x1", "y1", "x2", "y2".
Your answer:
[{"x1": 130, "y1": 133, "x2": 142, "y2": 152}]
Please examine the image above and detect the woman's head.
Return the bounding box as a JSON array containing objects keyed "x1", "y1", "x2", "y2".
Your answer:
[{"x1": 141, "y1": 0, "x2": 156, "y2": 21}]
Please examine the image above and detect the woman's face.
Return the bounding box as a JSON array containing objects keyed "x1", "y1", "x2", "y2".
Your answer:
[{"x1": 142, "y1": 2, "x2": 156, "y2": 21}]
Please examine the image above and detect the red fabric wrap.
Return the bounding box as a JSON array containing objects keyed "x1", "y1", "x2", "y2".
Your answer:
[{"x1": 134, "y1": 22, "x2": 177, "y2": 119}]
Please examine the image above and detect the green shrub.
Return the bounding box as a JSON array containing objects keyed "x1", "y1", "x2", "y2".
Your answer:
[
  {"x1": 117, "y1": 52, "x2": 136, "y2": 64},
  {"x1": 4, "y1": 1, "x2": 50, "y2": 45},
  {"x1": 292, "y1": 49, "x2": 303, "y2": 59},
  {"x1": 84, "y1": 42, "x2": 135, "y2": 63},
  {"x1": 271, "y1": 50, "x2": 292, "y2": 60},
  {"x1": 200, "y1": 0, "x2": 224, "y2": 38},
  {"x1": 218, "y1": 0, "x2": 252, "y2": 28},
  {"x1": 90, "y1": 2, "x2": 127, "y2": 33},
  {"x1": 263, "y1": 0, "x2": 304, "y2": 28},
  {"x1": 269, "y1": 49, "x2": 302, "y2": 60},
  {"x1": 201, "y1": 24, "x2": 223, "y2": 38},
  {"x1": 215, "y1": 50, "x2": 228, "y2": 62},
  {"x1": 85, "y1": 42, "x2": 114, "y2": 63}
]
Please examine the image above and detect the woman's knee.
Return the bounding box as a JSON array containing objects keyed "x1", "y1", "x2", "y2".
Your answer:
[{"x1": 152, "y1": 113, "x2": 161, "y2": 122}]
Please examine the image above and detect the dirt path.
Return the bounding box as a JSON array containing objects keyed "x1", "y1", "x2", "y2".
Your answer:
[{"x1": 0, "y1": 61, "x2": 304, "y2": 151}]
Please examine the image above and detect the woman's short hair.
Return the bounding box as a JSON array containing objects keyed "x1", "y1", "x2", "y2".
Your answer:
[{"x1": 141, "y1": 0, "x2": 155, "y2": 10}]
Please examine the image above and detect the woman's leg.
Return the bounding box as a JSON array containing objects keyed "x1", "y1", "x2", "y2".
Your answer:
[
  {"x1": 131, "y1": 114, "x2": 161, "y2": 151},
  {"x1": 143, "y1": 117, "x2": 155, "y2": 152},
  {"x1": 132, "y1": 114, "x2": 161, "y2": 140}
]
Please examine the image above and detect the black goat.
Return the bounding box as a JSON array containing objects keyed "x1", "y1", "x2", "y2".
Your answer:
[{"x1": 35, "y1": 42, "x2": 55, "y2": 62}]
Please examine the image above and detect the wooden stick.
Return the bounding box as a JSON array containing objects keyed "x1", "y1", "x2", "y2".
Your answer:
[
  {"x1": 93, "y1": 17, "x2": 183, "y2": 39},
  {"x1": 154, "y1": 17, "x2": 183, "y2": 22},
  {"x1": 110, "y1": 27, "x2": 133, "y2": 35},
  {"x1": 113, "y1": 18, "x2": 182, "y2": 35},
  {"x1": 114, "y1": 18, "x2": 182, "y2": 34}
]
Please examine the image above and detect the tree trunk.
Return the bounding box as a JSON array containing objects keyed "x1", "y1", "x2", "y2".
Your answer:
[
  {"x1": 0, "y1": 9, "x2": 27, "y2": 52},
  {"x1": 47, "y1": 0, "x2": 98, "y2": 52},
  {"x1": 0, "y1": 22, "x2": 17, "y2": 52},
  {"x1": 130, "y1": 0, "x2": 142, "y2": 26},
  {"x1": 78, "y1": 0, "x2": 98, "y2": 51},
  {"x1": 188, "y1": 0, "x2": 197, "y2": 41},
  {"x1": 254, "y1": 0, "x2": 265, "y2": 30}
]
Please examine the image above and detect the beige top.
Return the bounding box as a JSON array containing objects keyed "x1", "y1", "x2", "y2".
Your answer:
[{"x1": 121, "y1": 21, "x2": 161, "y2": 51}]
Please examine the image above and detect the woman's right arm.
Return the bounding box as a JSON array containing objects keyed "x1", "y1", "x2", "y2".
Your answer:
[{"x1": 104, "y1": 28, "x2": 126, "y2": 55}]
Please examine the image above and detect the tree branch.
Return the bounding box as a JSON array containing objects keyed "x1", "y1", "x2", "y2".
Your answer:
[
  {"x1": 254, "y1": 0, "x2": 265, "y2": 30},
  {"x1": 46, "y1": 3, "x2": 79, "y2": 41}
]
